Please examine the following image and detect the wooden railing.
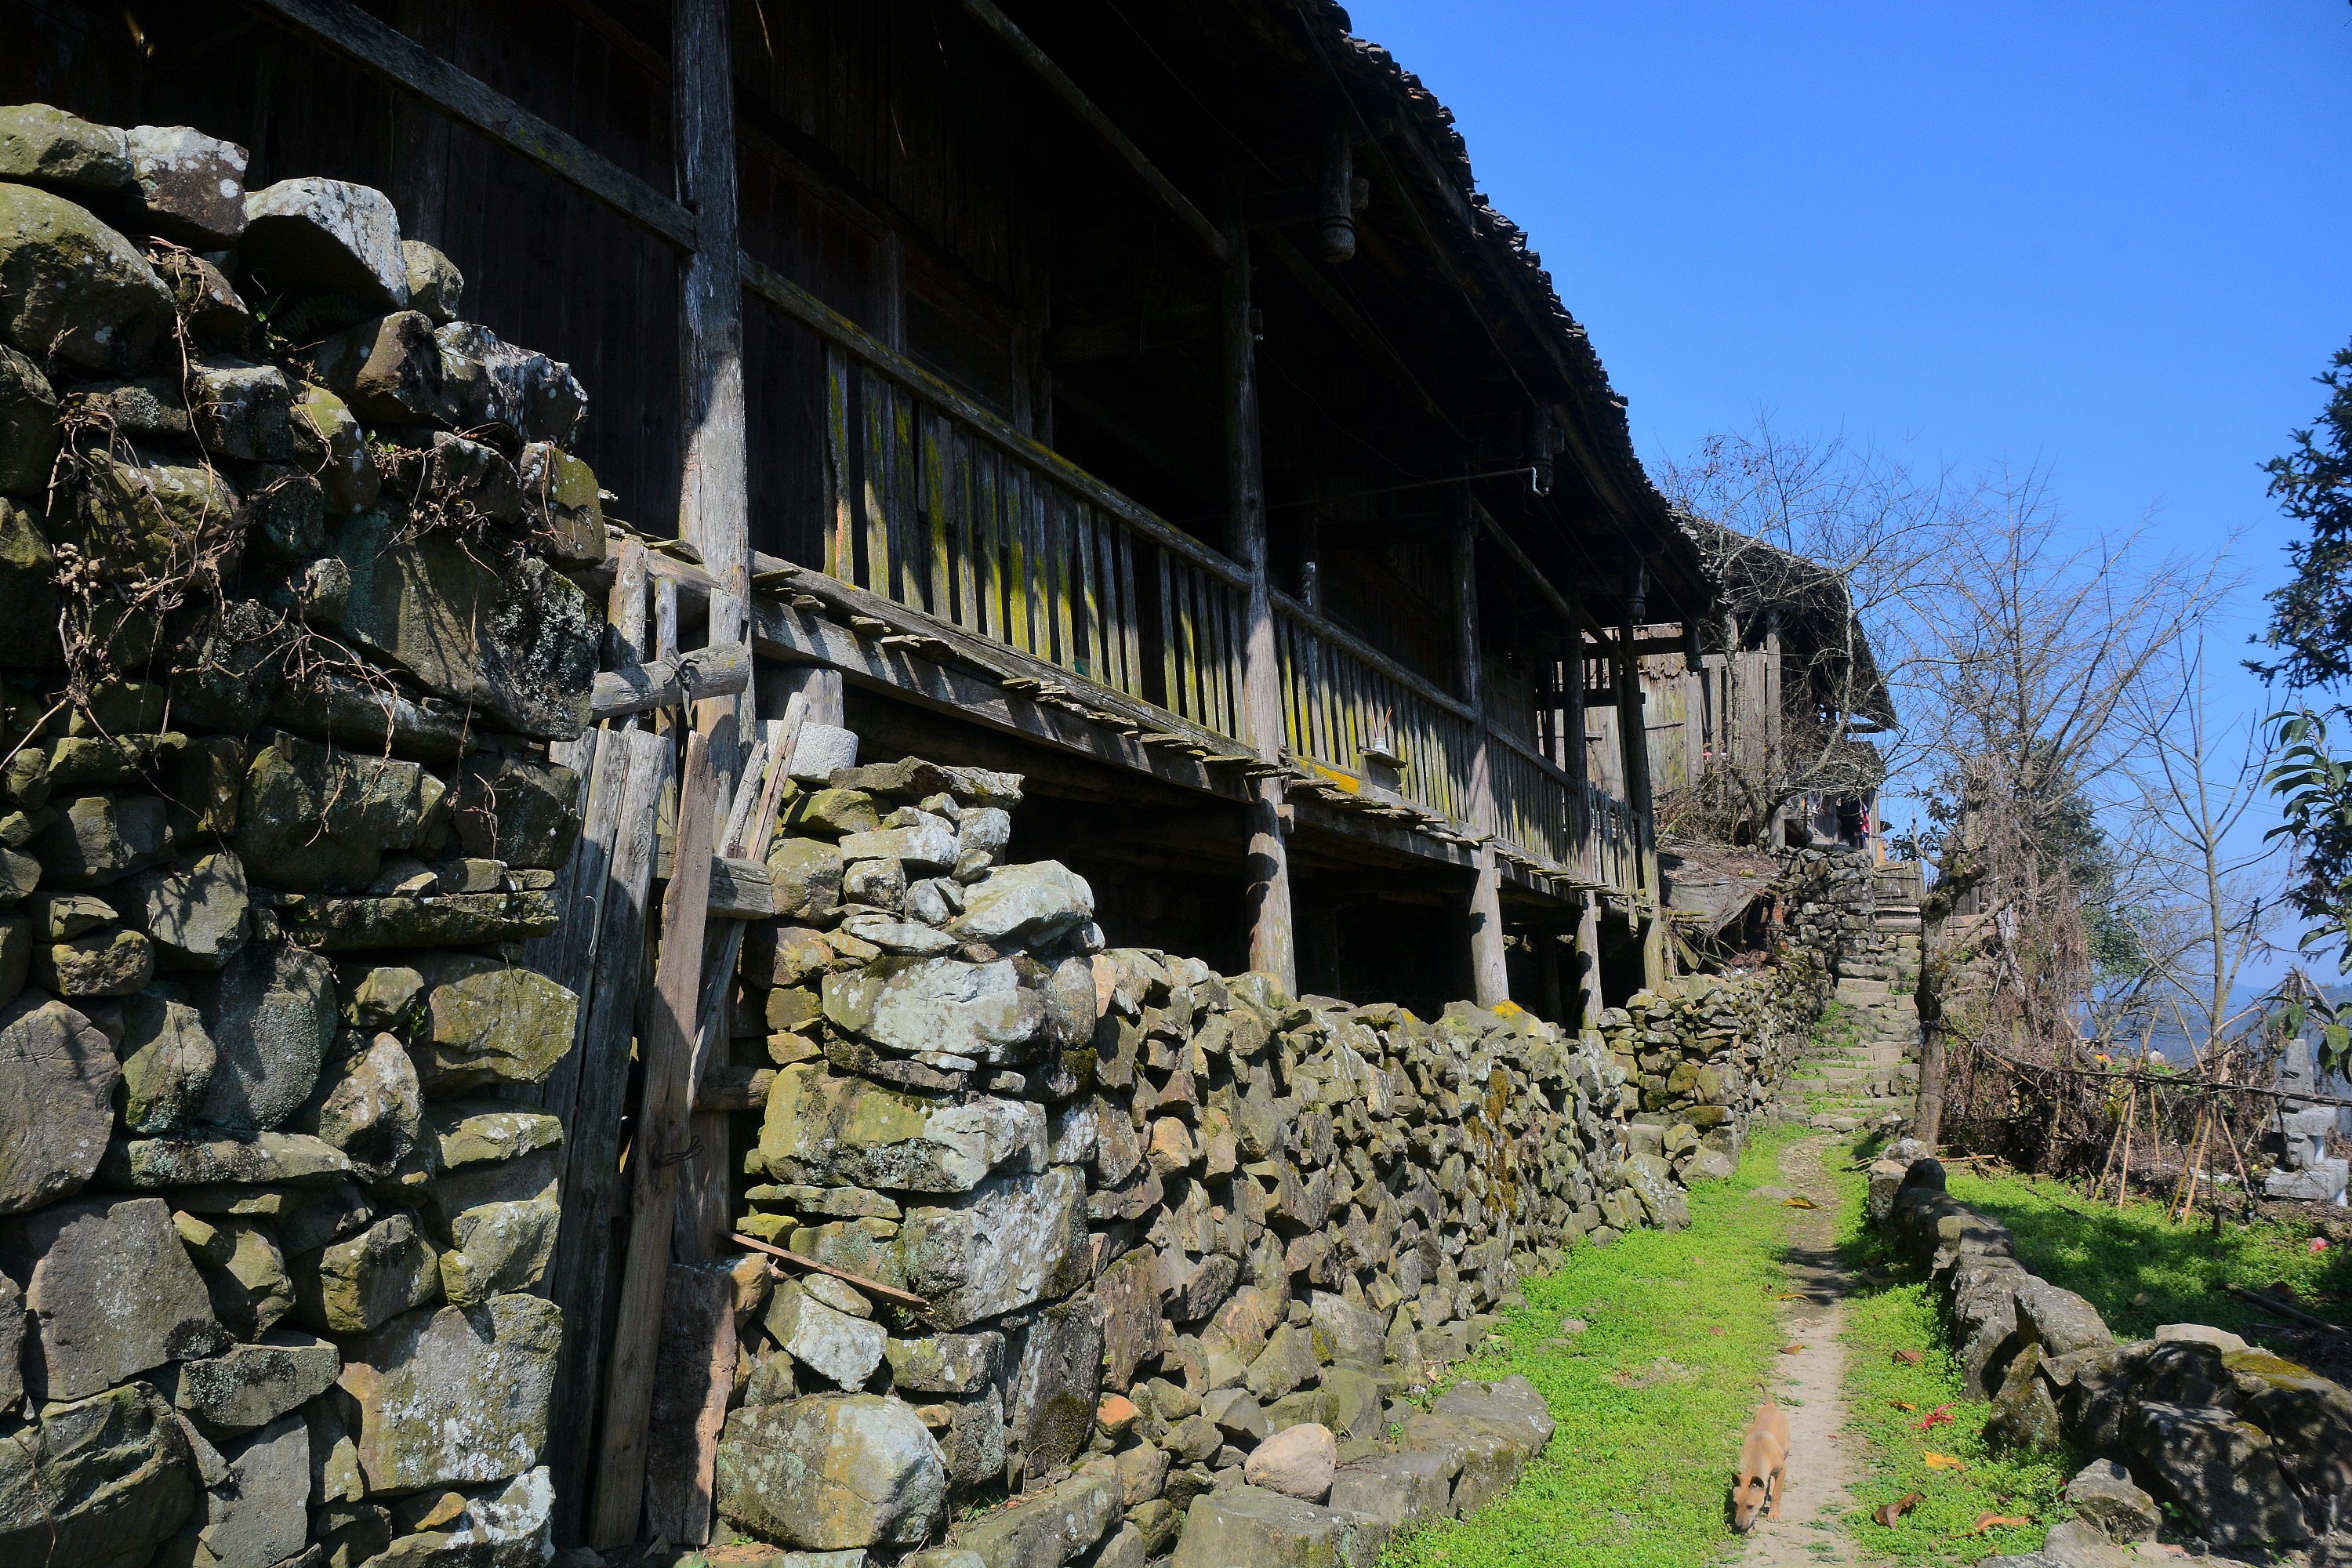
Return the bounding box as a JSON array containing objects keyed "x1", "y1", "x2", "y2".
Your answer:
[
  {"x1": 750, "y1": 253, "x2": 1652, "y2": 900},
  {"x1": 1272, "y1": 593, "x2": 1476, "y2": 828}
]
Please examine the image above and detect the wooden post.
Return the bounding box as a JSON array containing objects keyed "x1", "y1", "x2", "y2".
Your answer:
[
  {"x1": 1617, "y1": 579, "x2": 1664, "y2": 991},
  {"x1": 1223, "y1": 223, "x2": 1296, "y2": 996},
  {"x1": 674, "y1": 0, "x2": 749, "y2": 1271},
  {"x1": 1573, "y1": 892, "x2": 1603, "y2": 1033},
  {"x1": 1537, "y1": 927, "x2": 1563, "y2": 1021},
  {"x1": 1455, "y1": 501, "x2": 1508, "y2": 1008},
  {"x1": 590, "y1": 732, "x2": 720, "y2": 1551}
]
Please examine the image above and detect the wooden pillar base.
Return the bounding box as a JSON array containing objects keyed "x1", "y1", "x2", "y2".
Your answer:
[
  {"x1": 1573, "y1": 893, "x2": 1602, "y2": 1033},
  {"x1": 1245, "y1": 780, "x2": 1296, "y2": 997},
  {"x1": 1468, "y1": 844, "x2": 1508, "y2": 1008}
]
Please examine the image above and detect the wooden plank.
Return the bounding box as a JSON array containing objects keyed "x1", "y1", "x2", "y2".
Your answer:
[
  {"x1": 592, "y1": 642, "x2": 754, "y2": 718},
  {"x1": 590, "y1": 731, "x2": 720, "y2": 1552},
  {"x1": 1115, "y1": 525, "x2": 1142, "y2": 699},
  {"x1": 642, "y1": 1265, "x2": 735, "y2": 1547},
  {"x1": 924, "y1": 409, "x2": 951, "y2": 622},
  {"x1": 949, "y1": 0, "x2": 1228, "y2": 263},
  {"x1": 860, "y1": 365, "x2": 893, "y2": 598},
  {"x1": 538, "y1": 725, "x2": 669, "y2": 1546},
  {"x1": 891, "y1": 381, "x2": 920, "y2": 610},
  {"x1": 825, "y1": 346, "x2": 854, "y2": 579},
  {"x1": 952, "y1": 426, "x2": 980, "y2": 633},
  {"x1": 239, "y1": 0, "x2": 699, "y2": 252},
  {"x1": 739, "y1": 253, "x2": 1251, "y2": 591},
  {"x1": 1050, "y1": 489, "x2": 1077, "y2": 673}
]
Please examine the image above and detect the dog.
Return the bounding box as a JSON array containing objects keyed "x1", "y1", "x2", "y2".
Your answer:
[{"x1": 1730, "y1": 1400, "x2": 1789, "y2": 1532}]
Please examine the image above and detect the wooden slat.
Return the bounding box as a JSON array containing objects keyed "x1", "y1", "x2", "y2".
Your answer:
[
  {"x1": 977, "y1": 446, "x2": 1004, "y2": 641},
  {"x1": 825, "y1": 347, "x2": 854, "y2": 579},
  {"x1": 539, "y1": 724, "x2": 669, "y2": 1544},
  {"x1": 1051, "y1": 490, "x2": 1079, "y2": 674},
  {"x1": 590, "y1": 731, "x2": 720, "y2": 1551},
  {"x1": 952, "y1": 426, "x2": 980, "y2": 632},
  {"x1": 891, "y1": 381, "x2": 920, "y2": 611},
  {"x1": 859, "y1": 365, "x2": 892, "y2": 599},
  {"x1": 240, "y1": 0, "x2": 699, "y2": 251},
  {"x1": 924, "y1": 409, "x2": 951, "y2": 622},
  {"x1": 1115, "y1": 524, "x2": 1142, "y2": 699},
  {"x1": 1270, "y1": 591, "x2": 1473, "y2": 720},
  {"x1": 642, "y1": 1266, "x2": 735, "y2": 1546}
]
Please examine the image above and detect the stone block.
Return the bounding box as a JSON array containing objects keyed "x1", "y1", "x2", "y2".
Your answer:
[
  {"x1": 895, "y1": 1167, "x2": 1089, "y2": 1329},
  {"x1": 339, "y1": 1295, "x2": 561, "y2": 1494},
  {"x1": 950, "y1": 1471, "x2": 1116, "y2": 1568},
  {"x1": 120, "y1": 125, "x2": 246, "y2": 246},
  {"x1": 1009, "y1": 1296, "x2": 1102, "y2": 1477},
  {"x1": 0, "y1": 1380, "x2": 198, "y2": 1567},
  {"x1": 822, "y1": 957, "x2": 1044, "y2": 1064},
  {"x1": 0, "y1": 989, "x2": 118, "y2": 1211},
  {"x1": 758, "y1": 1062, "x2": 1043, "y2": 1192},
  {"x1": 0, "y1": 104, "x2": 132, "y2": 191},
  {"x1": 292, "y1": 1212, "x2": 440, "y2": 1334},
  {"x1": 168, "y1": 1330, "x2": 339, "y2": 1436},
  {"x1": 240, "y1": 177, "x2": 407, "y2": 310},
  {"x1": 405, "y1": 950, "x2": 580, "y2": 1094},
  {"x1": 451, "y1": 755, "x2": 582, "y2": 871},
  {"x1": 884, "y1": 1330, "x2": 1004, "y2": 1396},
  {"x1": 948, "y1": 861, "x2": 1093, "y2": 949},
  {"x1": 2, "y1": 1192, "x2": 227, "y2": 1400},
  {"x1": 715, "y1": 1394, "x2": 947, "y2": 1551},
  {"x1": 1167, "y1": 1486, "x2": 1381, "y2": 1568},
  {"x1": 767, "y1": 1287, "x2": 887, "y2": 1388},
  {"x1": 0, "y1": 182, "x2": 175, "y2": 371},
  {"x1": 191, "y1": 942, "x2": 332, "y2": 1131}
]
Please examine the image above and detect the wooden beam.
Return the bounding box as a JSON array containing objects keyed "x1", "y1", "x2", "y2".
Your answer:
[
  {"x1": 952, "y1": 0, "x2": 1228, "y2": 263},
  {"x1": 1045, "y1": 307, "x2": 1217, "y2": 365},
  {"x1": 591, "y1": 642, "x2": 752, "y2": 718},
  {"x1": 591, "y1": 731, "x2": 719, "y2": 1551},
  {"x1": 236, "y1": 0, "x2": 698, "y2": 251}
]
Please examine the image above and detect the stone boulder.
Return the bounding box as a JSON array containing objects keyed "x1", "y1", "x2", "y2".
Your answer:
[
  {"x1": 121, "y1": 124, "x2": 247, "y2": 247},
  {"x1": 438, "y1": 1196, "x2": 559, "y2": 1305},
  {"x1": 122, "y1": 851, "x2": 249, "y2": 968},
  {"x1": 293, "y1": 1211, "x2": 441, "y2": 1334},
  {"x1": 0, "y1": 104, "x2": 132, "y2": 191},
  {"x1": 895, "y1": 1167, "x2": 1089, "y2": 1329},
  {"x1": 289, "y1": 1031, "x2": 422, "y2": 1174},
  {"x1": 435, "y1": 321, "x2": 586, "y2": 447},
  {"x1": 32, "y1": 792, "x2": 172, "y2": 887},
  {"x1": 2, "y1": 1193, "x2": 227, "y2": 1400},
  {"x1": 339, "y1": 1294, "x2": 561, "y2": 1494},
  {"x1": 1245, "y1": 1422, "x2": 1337, "y2": 1502},
  {"x1": 884, "y1": 1330, "x2": 1004, "y2": 1396},
  {"x1": 0, "y1": 181, "x2": 176, "y2": 371},
  {"x1": 325, "y1": 510, "x2": 597, "y2": 739},
  {"x1": 405, "y1": 950, "x2": 580, "y2": 1093},
  {"x1": 715, "y1": 1393, "x2": 948, "y2": 1551},
  {"x1": 167, "y1": 1330, "x2": 339, "y2": 1435},
  {"x1": 950, "y1": 1469, "x2": 1116, "y2": 1568},
  {"x1": 0, "y1": 989, "x2": 118, "y2": 1211},
  {"x1": 2061, "y1": 1459, "x2": 2159, "y2": 1543},
  {"x1": 766, "y1": 1286, "x2": 887, "y2": 1389},
  {"x1": 2125, "y1": 1399, "x2": 2310, "y2": 1547},
  {"x1": 0, "y1": 1380, "x2": 198, "y2": 1568},
  {"x1": 234, "y1": 730, "x2": 438, "y2": 891},
  {"x1": 239, "y1": 177, "x2": 408, "y2": 310},
  {"x1": 173, "y1": 1209, "x2": 292, "y2": 1338},
  {"x1": 451, "y1": 754, "x2": 583, "y2": 870},
  {"x1": 2015, "y1": 1278, "x2": 2111, "y2": 1357},
  {"x1": 1009, "y1": 1296, "x2": 1103, "y2": 1477},
  {"x1": 165, "y1": 1410, "x2": 309, "y2": 1568},
  {"x1": 191, "y1": 942, "x2": 332, "y2": 1131},
  {"x1": 822, "y1": 957, "x2": 1044, "y2": 1064},
  {"x1": 1168, "y1": 1486, "x2": 1381, "y2": 1568},
  {"x1": 757, "y1": 1062, "x2": 1044, "y2": 1192},
  {"x1": 948, "y1": 861, "x2": 1093, "y2": 949},
  {"x1": 1328, "y1": 1450, "x2": 1454, "y2": 1530},
  {"x1": 100, "y1": 1129, "x2": 354, "y2": 1188}
]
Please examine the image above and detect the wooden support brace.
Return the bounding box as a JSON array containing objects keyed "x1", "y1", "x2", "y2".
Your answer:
[{"x1": 589, "y1": 731, "x2": 718, "y2": 1551}]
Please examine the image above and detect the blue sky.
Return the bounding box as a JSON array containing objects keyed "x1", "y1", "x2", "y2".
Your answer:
[{"x1": 1345, "y1": 1, "x2": 2352, "y2": 981}]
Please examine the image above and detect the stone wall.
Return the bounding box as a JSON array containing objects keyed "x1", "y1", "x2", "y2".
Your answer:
[
  {"x1": 0, "y1": 96, "x2": 1857, "y2": 1568},
  {"x1": 1872, "y1": 1153, "x2": 2352, "y2": 1563},
  {"x1": 0, "y1": 103, "x2": 603, "y2": 1567},
  {"x1": 699, "y1": 774, "x2": 1854, "y2": 1566}
]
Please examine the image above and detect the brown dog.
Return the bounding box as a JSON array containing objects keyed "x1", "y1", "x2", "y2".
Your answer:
[{"x1": 1731, "y1": 1400, "x2": 1789, "y2": 1532}]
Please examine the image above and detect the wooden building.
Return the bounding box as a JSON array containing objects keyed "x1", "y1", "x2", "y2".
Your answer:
[{"x1": 5, "y1": 0, "x2": 1743, "y2": 1019}]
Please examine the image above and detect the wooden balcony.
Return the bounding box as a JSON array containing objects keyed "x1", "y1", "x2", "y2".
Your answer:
[{"x1": 745, "y1": 259, "x2": 1654, "y2": 905}]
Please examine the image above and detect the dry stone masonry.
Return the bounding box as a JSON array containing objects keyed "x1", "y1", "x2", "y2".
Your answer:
[
  {"x1": 0, "y1": 100, "x2": 599, "y2": 1568},
  {"x1": 0, "y1": 97, "x2": 1857, "y2": 1568},
  {"x1": 1874, "y1": 1152, "x2": 2352, "y2": 1565}
]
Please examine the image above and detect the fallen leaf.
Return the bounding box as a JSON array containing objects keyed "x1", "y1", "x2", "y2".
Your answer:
[
  {"x1": 1916, "y1": 1403, "x2": 1956, "y2": 1430},
  {"x1": 1780, "y1": 1344, "x2": 1806, "y2": 1355},
  {"x1": 1784, "y1": 1196, "x2": 1819, "y2": 1209},
  {"x1": 1890, "y1": 1401, "x2": 1918, "y2": 1411},
  {"x1": 1775, "y1": 1291, "x2": 1802, "y2": 1300},
  {"x1": 1923, "y1": 1452, "x2": 1966, "y2": 1472},
  {"x1": 1893, "y1": 1348, "x2": 1924, "y2": 1365},
  {"x1": 1969, "y1": 1513, "x2": 2034, "y2": 1534},
  {"x1": 1708, "y1": 1327, "x2": 1726, "y2": 1336},
  {"x1": 1873, "y1": 1492, "x2": 1923, "y2": 1526}
]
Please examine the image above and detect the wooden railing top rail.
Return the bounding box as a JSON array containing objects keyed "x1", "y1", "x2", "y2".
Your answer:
[
  {"x1": 1488, "y1": 720, "x2": 1577, "y2": 793},
  {"x1": 740, "y1": 253, "x2": 1250, "y2": 592}
]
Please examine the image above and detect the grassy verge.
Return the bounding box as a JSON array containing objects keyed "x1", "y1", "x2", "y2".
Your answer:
[
  {"x1": 1936, "y1": 1160, "x2": 2348, "y2": 1341},
  {"x1": 1380, "y1": 1128, "x2": 1798, "y2": 1568},
  {"x1": 1824, "y1": 1145, "x2": 2068, "y2": 1566}
]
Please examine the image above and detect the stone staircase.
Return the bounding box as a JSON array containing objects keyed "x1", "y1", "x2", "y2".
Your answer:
[{"x1": 1784, "y1": 896, "x2": 1922, "y2": 1132}]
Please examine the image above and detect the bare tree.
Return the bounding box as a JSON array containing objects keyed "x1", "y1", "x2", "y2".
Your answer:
[
  {"x1": 1903, "y1": 466, "x2": 2230, "y2": 1147},
  {"x1": 1654, "y1": 420, "x2": 1954, "y2": 843}
]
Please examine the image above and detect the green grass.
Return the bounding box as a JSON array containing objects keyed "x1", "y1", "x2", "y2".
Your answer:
[
  {"x1": 1379, "y1": 1129, "x2": 1800, "y2": 1568},
  {"x1": 1934, "y1": 1160, "x2": 2350, "y2": 1341},
  {"x1": 1824, "y1": 1145, "x2": 2069, "y2": 1566}
]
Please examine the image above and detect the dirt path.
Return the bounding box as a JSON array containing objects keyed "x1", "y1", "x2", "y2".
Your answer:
[{"x1": 1739, "y1": 1135, "x2": 1885, "y2": 1568}]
